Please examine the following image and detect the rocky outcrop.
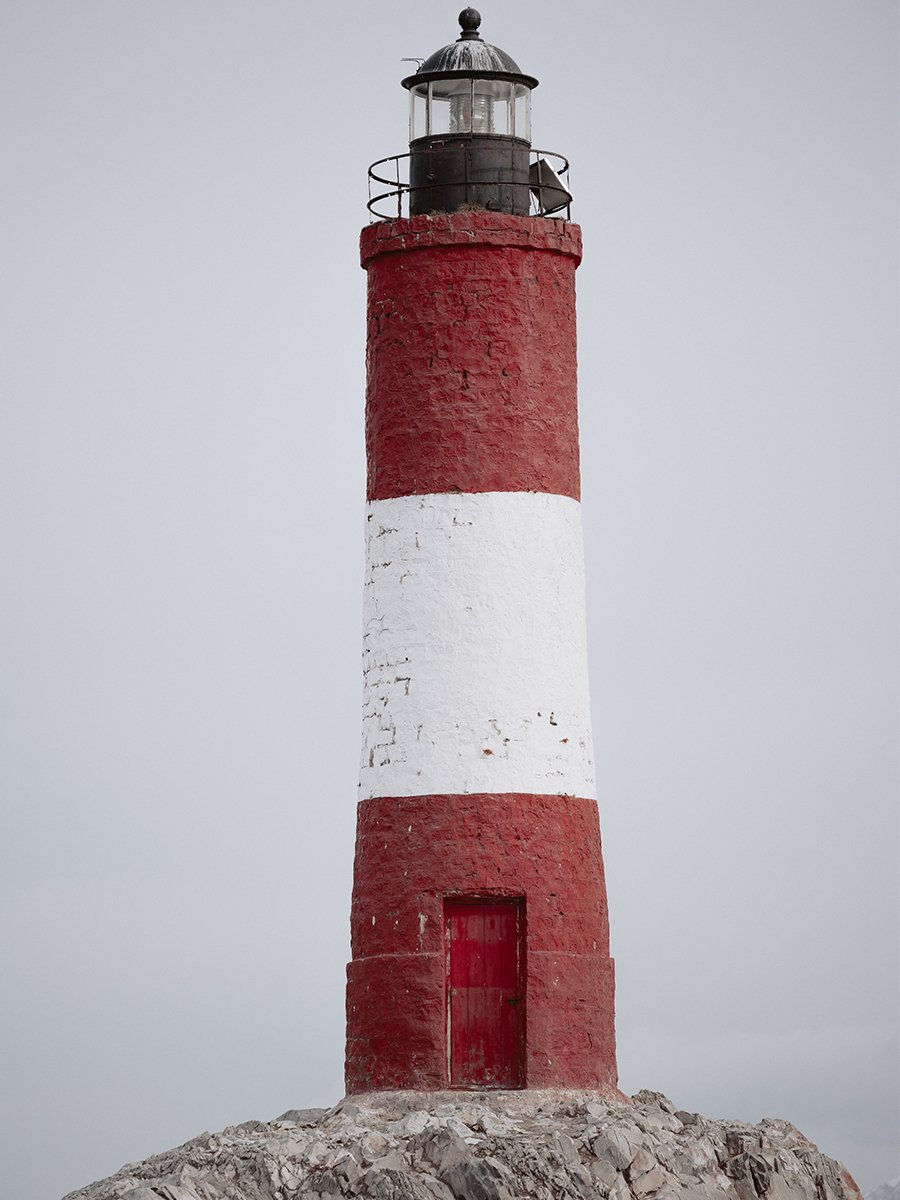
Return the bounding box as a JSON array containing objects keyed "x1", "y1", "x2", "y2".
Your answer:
[{"x1": 63, "y1": 1090, "x2": 862, "y2": 1200}]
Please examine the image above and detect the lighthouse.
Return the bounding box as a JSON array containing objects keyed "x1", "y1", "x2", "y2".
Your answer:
[{"x1": 345, "y1": 10, "x2": 617, "y2": 1095}]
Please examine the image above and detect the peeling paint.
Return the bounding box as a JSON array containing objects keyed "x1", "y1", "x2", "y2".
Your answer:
[{"x1": 359, "y1": 492, "x2": 595, "y2": 800}]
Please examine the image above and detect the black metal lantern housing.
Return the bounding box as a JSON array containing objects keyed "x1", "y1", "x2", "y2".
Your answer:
[
  {"x1": 366, "y1": 9, "x2": 571, "y2": 221},
  {"x1": 402, "y1": 8, "x2": 538, "y2": 216}
]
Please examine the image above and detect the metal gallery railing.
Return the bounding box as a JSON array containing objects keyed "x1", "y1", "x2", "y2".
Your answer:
[{"x1": 366, "y1": 148, "x2": 572, "y2": 221}]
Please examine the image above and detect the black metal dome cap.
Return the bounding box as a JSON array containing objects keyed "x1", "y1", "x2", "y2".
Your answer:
[{"x1": 401, "y1": 9, "x2": 538, "y2": 90}]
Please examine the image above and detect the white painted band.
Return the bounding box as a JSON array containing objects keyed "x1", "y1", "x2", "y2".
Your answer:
[{"x1": 360, "y1": 492, "x2": 596, "y2": 800}]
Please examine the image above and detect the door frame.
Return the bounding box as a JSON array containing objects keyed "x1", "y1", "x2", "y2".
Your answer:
[{"x1": 443, "y1": 895, "x2": 527, "y2": 1089}]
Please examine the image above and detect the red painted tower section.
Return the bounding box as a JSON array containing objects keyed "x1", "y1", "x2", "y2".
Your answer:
[
  {"x1": 346, "y1": 212, "x2": 617, "y2": 1093},
  {"x1": 345, "y1": 12, "x2": 617, "y2": 1096},
  {"x1": 364, "y1": 217, "x2": 583, "y2": 503}
]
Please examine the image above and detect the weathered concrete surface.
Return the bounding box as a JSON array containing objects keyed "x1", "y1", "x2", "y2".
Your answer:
[
  {"x1": 346, "y1": 794, "x2": 616, "y2": 1093},
  {"x1": 358, "y1": 493, "x2": 596, "y2": 802},
  {"x1": 362, "y1": 212, "x2": 583, "y2": 503},
  {"x1": 62, "y1": 1089, "x2": 862, "y2": 1200}
]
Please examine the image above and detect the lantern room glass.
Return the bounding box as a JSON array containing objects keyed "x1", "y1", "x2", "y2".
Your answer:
[
  {"x1": 409, "y1": 78, "x2": 532, "y2": 142},
  {"x1": 512, "y1": 83, "x2": 530, "y2": 141},
  {"x1": 410, "y1": 84, "x2": 428, "y2": 140}
]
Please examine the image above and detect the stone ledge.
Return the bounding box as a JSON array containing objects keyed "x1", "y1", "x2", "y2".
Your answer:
[{"x1": 360, "y1": 213, "x2": 582, "y2": 268}]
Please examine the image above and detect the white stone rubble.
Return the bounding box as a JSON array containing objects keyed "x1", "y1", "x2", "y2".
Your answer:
[{"x1": 62, "y1": 1089, "x2": 862, "y2": 1200}]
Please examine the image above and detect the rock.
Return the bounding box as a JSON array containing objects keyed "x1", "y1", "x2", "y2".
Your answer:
[
  {"x1": 393, "y1": 1111, "x2": 434, "y2": 1137},
  {"x1": 415, "y1": 1128, "x2": 469, "y2": 1172},
  {"x1": 357, "y1": 1131, "x2": 392, "y2": 1162},
  {"x1": 306, "y1": 1138, "x2": 330, "y2": 1165},
  {"x1": 590, "y1": 1155, "x2": 622, "y2": 1189},
  {"x1": 475, "y1": 1110, "x2": 514, "y2": 1137},
  {"x1": 421, "y1": 1178, "x2": 457, "y2": 1200},
  {"x1": 333, "y1": 1151, "x2": 363, "y2": 1187},
  {"x1": 364, "y1": 1167, "x2": 438, "y2": 1200},
  {"x1": 672, "y1": 1134, "x2": 719, "y2": 1175},
  {"x1": 608, "y1": 1177, "x2": 633, "y2": 1200},
  {"x1": 227, "y1": 1119, "x2": 267, "y2": 1134},
  {"x1": 305, "y1": 1167, "x2": 344, "y2": 1194},
  {"x1": 278, "y1": 1132, "x2": 315, "y2": 1158},
  {"x1": 552, "y1": 1131, "x2": 580, "y2": 1165},
  {"x1": 636, "y1": 1109, "x2": 683, "y2": 1135},
  {"x1": 440, "y1": 1115, "x2": 476, "y2": 1141},
  {"x1": 592, "y1": 1124, "x2": 640, "y2": 1171},
  {"x1": 273, "y1": 1107, "x2": 328, "y2": 1126},
  {"x1": 585, "y1": 1100, "x2": 609, "y2": 1120},
  {"x1": 440, "y1": 1156, "x2": 513, "y2": 1200},
  {"x1": 372, "y1": 1151, "x2": 410, "y2": 1172},
  {"x1": 630, "y1": 1147, "x2": 660, "y2": 1178},
  {"x1": 631, "y1": 1165, "x2": 672, "y2": 1197},
  {"x1": 121, "y1": 1190, "x2": 196, "y2": 1200}
]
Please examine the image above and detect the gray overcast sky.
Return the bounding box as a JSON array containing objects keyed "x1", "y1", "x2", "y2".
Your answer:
[{"x1": 1, "y1": 3, "x2": 897, "y2": 1199}]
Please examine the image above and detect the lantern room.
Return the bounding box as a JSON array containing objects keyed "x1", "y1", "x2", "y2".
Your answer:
[
  {"x1": 404, "y1": 8, "x2": 535, "y2": 144},
  {"x1": 383, "y1": 8, "x2": 570, "y2": 218}
]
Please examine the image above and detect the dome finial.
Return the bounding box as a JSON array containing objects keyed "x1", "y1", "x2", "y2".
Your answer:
[{"x1": 458, "y1": 8, "x2": 482, "y2": 39}]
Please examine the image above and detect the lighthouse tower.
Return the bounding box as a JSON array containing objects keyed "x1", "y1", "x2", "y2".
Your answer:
[{"x1": 345, "y1": 10, "x2": 617, "y2": 1095}]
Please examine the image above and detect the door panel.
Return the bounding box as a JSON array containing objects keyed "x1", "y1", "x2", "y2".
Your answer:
[{"x1": 446, "y1": 899, "x2": 524, "y2": 1088}]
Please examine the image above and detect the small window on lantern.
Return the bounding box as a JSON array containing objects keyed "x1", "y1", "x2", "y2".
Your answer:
[
  {"x1": 469, "y1": 80, "x2": 495, "y2": 135},
  {"x1": 512, "y1": 84, "x2": 531, "y2": 141},
  {"x1": 475, "y1": 79, "x2": 512, "y2": 135},
  {"x1": 448, "y1": 79, "x2": 475, "y2": 134},
  {"x1": 410, "y1": 84, "x2": 428, "y2": 141},
  {"x1": 429, "y1": 79, "x2": 471, "y2": 136}
]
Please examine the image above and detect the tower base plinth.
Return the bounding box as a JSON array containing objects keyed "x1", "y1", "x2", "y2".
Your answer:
[{"x1": 345, "y1": 792, "x2": 617, "y2": 1095}]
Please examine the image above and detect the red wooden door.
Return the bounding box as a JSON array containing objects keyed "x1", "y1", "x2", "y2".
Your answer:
[{"x1": 446, "y1": 900, "x2": 524, "y2": 1088}]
